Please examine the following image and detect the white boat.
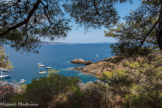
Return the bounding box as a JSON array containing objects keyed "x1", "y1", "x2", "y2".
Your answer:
[
  {"x1": 0, "y1": 74, "x2": 11, "y2": 79},
  {"x1": 0, "y1": 68, "x2": 11, "y2": 79},
  {"x1": 39, "y1": 64, "x2": 44, "y2": 67},
  {"x1": 46, "y1": 67, "x2": 52, "y2": 69},
  {"x1": 38, "y1": 63, "x2": 44, "y2": 67},
  {"x1": 19, "y1": 79, "x2": 26, "y2": 84},
  {"x1": 38, "y1": 71, "x2": 46, "y2": 74}
]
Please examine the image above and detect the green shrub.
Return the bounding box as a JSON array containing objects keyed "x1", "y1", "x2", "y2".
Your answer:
[
  {"x1": 101, "y1": 70, "x2": 134, "y2": 97},
  {"x1": 50, "y1": 82, "x2": 124, "y2": 108},
  {"x1": 11, "y1": 74, "x2": 80, "y2": 107}
]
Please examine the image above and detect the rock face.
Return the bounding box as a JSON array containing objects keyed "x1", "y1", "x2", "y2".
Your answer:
[
  {"x1": 73, "y1": 56, "x2": 118, "y2": 76},
  {"x1": 71, "y1": 58, "x2": 93, "y2": 65}
]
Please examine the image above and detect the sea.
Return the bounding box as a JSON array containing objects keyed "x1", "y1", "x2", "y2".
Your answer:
[{"x1": 3, "y1": 43, "x2": 113, "y2": 84}]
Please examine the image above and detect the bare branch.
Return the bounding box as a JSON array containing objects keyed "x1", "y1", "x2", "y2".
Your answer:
[
  {"x1": 0, "y1": 0, "x2": 20, "y2": 11},
  {"x1": 40, "y1": 1, "x2": 53, "y2": 24},
  {"x1": 0, "y1": 0, "x2": 41, "y2": 37},
  {"x1": 139, "y1": 17, "x2": 160, "y2": 47},
  {"x1": 93, "y1": 0, "x2": 104, "y2": 18}
]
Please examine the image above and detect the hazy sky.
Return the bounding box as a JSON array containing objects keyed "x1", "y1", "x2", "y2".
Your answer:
[{"x1": 53, "y1": 0, "x2": 141, "y2": 43}]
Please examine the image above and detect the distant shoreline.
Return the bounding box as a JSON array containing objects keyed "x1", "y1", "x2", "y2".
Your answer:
[{"x1": 40, "y1": 41, "x2": 115, "y2": 45}]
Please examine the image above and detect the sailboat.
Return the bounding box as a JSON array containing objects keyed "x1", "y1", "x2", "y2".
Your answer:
[
  {"x1": 2, "y1": 68, "x2": 9, "y2": 72},
  {"x1": 0, "y1": 68, "x2": 11, "y2": 79},
  {"x1": 96, "y1": 54, "x2": 99, "y2": 58}
]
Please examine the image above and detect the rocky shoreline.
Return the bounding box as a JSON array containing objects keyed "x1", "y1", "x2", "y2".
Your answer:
[
  {"x1": 71, "y1": 58, "x2": 93, "y2": 65},
  {"x1": 73, "y1": 56, "x2": 122, "y2": 76},
  {"x1": 72, "y1": 51, "x2": 162, "y2": 76}
]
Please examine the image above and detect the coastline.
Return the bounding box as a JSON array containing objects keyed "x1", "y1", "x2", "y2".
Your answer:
[
  {"x1": 72, "y1": 55, "x2": 119, "y2": 76},
  {"x1": 72, "y1": 51, "x2": 162, "y2": 76}
]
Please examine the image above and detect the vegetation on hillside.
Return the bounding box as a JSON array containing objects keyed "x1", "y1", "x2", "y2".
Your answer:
[
  {"x1": 7, "y1": 51, "x2": 161, "y2": 108},
  {"x1": 101, "y1": 52, "x2": 162, "y2": 108}
]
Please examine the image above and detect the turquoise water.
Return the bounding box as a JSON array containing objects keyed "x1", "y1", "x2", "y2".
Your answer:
[{"x1": 3, "y1": 43, "x2": 112, "y2": 83}]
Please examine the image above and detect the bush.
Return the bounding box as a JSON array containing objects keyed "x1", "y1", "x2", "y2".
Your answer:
[
  {"x1": 49, "y1": 82, "x2": 124, "y2": 108},
  {"x1": 101, "y1": 70, "x2": 134, "y2": 97},
  {"x1": 11, "y1": 75, "x2": 80, "y2": 107}
]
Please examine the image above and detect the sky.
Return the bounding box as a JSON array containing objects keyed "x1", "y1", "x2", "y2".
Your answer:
[{"x1": 52, "y1": 0, "x2": 141, "y2": 43}]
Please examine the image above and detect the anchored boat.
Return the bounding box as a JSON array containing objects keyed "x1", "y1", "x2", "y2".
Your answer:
[
  {"x1": 46, "y1": 67, "x2": 52, "y2": 69},
  {"x1": 38, "y1": 63, "x2": 44, "y2": 67},
  {"x1": 19, "y1": 79, "x2": 26, "y2": 84},
  {"x1": 38, "y1": 71, "x2": 46, "y2": 74},
  {"x1": 0, "y1": 68, "x2": 11, "y2": 79}
]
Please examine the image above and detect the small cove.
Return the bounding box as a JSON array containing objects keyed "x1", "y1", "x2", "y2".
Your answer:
[{"x1": 3, "y1": 43, "x2": 113, "y2": 83}]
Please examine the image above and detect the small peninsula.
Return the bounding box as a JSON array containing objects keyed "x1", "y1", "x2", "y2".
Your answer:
[{"x1": 73, "y1": 51, "x2": 162, "y2": 76}]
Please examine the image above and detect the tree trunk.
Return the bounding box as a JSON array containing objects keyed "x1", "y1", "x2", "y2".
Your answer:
[{"x1": 157, "y1": 3, "x2": 162, "y2": 50}]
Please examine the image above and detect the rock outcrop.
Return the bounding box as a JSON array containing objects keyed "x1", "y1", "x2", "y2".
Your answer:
[
  {"x1": 0, "y1": 81, "x2": 23, "y2": 102},
  {"x1": 71, "y1": 58, "x2": 93, "y2": 65},
  {"x1": 73, "y1": 56, "x2": 121, "y2": 76}
]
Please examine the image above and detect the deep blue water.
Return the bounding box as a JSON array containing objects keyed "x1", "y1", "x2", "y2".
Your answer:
[{"x1": 3, "y1": 43, "x2": 113, "y2": 84}]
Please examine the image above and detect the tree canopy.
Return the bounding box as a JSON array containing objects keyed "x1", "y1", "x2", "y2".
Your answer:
[
  {"x1": 0, "y1": 0, "x2": 131, "y2": 52},
  {"x1": 0, "y1": 0, "x2": 162, "y2": 52},
  {"x1": 105, "y1": 0, "x2": 162, "y2": 51}
]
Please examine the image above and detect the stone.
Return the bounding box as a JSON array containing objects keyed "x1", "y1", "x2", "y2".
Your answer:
[{"x1": 71, "y1": 58, "x2": 93, "y2": 65}]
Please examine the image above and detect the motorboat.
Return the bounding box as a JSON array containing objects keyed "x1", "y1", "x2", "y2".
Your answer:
[
  {"x1": 19, "y1": 79, "x2": 26, "y2": 84},
  {"x1": 38, "y1": 71, "x2": 46, "y2": 74},
  {"x1": 39, "y1": 64, "x2": 44, "y2": 67},
  {"x1": 46, "y1": 67, "x2": 52, "y2": 69},
  {"x1": 38, "y1": 63, "x2": 44, "y2": 67}
]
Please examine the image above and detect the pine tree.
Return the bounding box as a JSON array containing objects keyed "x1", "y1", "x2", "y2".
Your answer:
[{"x1": 0, "y1": 45, "x2": 13, "y2": 70}]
